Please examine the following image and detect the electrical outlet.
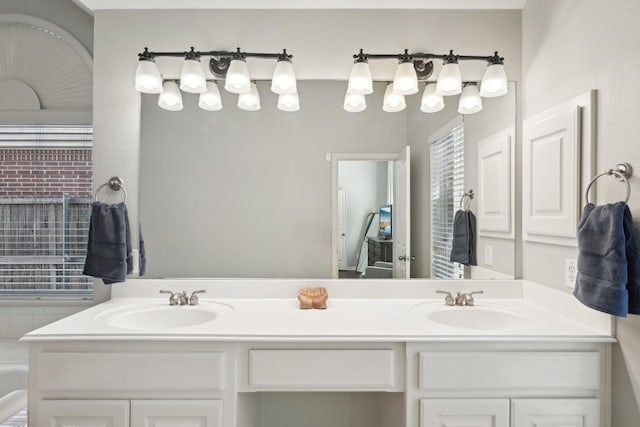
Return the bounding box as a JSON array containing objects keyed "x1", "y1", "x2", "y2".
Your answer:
[
  {"x1": 325, "y1": 153, "x2": 332, "y2": 162},
  {"x1": 565, "y1": 258, "x2": 578, "y2": 289},
  {"x1": 484, "y1": 245, "x2": 493, "y2": 266}
]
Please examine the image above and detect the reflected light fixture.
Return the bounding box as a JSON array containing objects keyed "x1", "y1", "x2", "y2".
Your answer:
[
  {"x1": 135, "y1": 46, "x2": 299, "y2": 112},
  {"x1": 179, "y1": 47, "x2": 207, "y2": 93},
  {"x1": 420, "y1": 83, "x2": 444, "y2": 113},
  {"x1": 277, "y1": 92, "x2": 300, "y2": 112},
  {"x1": 343, "y1": 91, "x2": 366, "y2": 112},
  {"x1": 238, "y1": 82, "x2": 261, "y2": 111},
  {"x1": 458, "y1": 83, "x2": 483, "y2": 114},
  {"x1": 344, "y1": 48, "x2": 506, "y2": 114},
  {"x1": 135, "y1": 48, "x2": 163, "y2": 93},
  {"x1": 158, "y1": 81, "x2": 183, "y2": 111},
  {"x1": 198, "y1": 81, "x2": 223, "y2": 111},
  {"x1": 383, "y1": 83, "x2": 406, "y2": 113}
]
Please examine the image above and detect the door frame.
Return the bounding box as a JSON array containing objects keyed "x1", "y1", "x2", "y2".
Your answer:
[{"x1": 330, "y1": 152, "x2": 401, "y2": 279}]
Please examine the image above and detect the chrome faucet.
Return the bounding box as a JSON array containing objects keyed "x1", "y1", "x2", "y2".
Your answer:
[
  {"x1": 159, "y1": 290, "x2": 205, "y2": 306},
  {"x1": 436, "y1": 290, "x2": 484, "y2": 306}
]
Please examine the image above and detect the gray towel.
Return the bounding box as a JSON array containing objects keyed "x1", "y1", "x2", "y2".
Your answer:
[
  {"x1": 83, "y1": 202, "x2": 132, "y2": 284},
  {"x1": 450, "y1": 210, "x2": 477, "y2": 266},
  {"x1": 139, "y1": 224, "x2": 147, "y2": 277},
  {"x1": 573, "y1": 202, "x2": 640, "y2": 317}
]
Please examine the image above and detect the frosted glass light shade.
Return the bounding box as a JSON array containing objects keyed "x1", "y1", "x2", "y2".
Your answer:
[
  {"x1": 458, "y1": 84, "x2": 483, "y2": 114},
  {"x1": 435, "y1": 62, "x2": 462, "y2": 96},
  {"x1": 420, "y1": 83, "x2": 445, "y2": 113},
  {"x1": 277, "y1": 92, "x2": 300, "y2": 112},
  {"x1": 271, "y1": 60, "x2": 297, "y2": 95},
  {"x1": 343, "y1": 91, "x2": 366, "y2": 112},
  {"x1": 383, "y1": 84, "x2": 406, "y2": 113},
  {"x1": 238, "y1": 82, "x2": 261, "y2": 111},
  {"x1": 225, "y1": 59, "x2": 251, "y2": 94},
  {"x1": 392, "y1": 61, "x2": 419, "y2": 95},
  {"x1": 158, "y1": 81, "x2": 183, "y2": 111},
  {"x1": 179, "y1": 58, "x2": 207, "y2": 93},
  {"x1": 198, "y1": 81, "x2": 223, "y2": 111},
  {"x1": 135, "y1": 60, "x2": 163, "y2": 93},
  {"x1": 347, "y1": 62, "x2": 373, "y2": 95},
  {"x1": 480, "y1": 63, "x2": 508, "y2": 97}
]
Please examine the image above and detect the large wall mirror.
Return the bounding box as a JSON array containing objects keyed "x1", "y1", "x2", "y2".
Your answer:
[{"x1": 139, "y1": 81, "x2": 516, "y2": 280}]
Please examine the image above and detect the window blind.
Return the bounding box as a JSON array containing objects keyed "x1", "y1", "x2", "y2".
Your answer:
[{"x1": 430, "y1": 123, "x2": 465, "y2": 279}]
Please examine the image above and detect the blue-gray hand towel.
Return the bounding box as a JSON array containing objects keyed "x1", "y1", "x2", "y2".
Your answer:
[
  {"x1": 574, "y1": 202, "x2": 640, "y2": 317},
  {"x1": 83, "y1": 202, "x2": 132, "y2": 284},
  {"x1": 450, "y1": 210, "x2": 477, "y2": 266}
]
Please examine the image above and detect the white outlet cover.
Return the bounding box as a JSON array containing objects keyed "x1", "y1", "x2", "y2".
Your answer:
[
  {"x1": 484, "y1": 244, "x2": 493, "y2": 266},
  {"x1": 565, "y1": 258, "x2": 578, "y2": 289}
]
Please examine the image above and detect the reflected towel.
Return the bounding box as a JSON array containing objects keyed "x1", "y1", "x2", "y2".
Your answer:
[
  {"x1": 573, "y1": 202, "x2": 640, "y2": 317},
  {"x1": 450, "y1": 210, "x2": 477, "y2": 266},
  {"x1": 139, "y1": 224, "x2": 147, "y2": 277},
  {"x1": 83, "y1": 202, "x2": 132, "y2": 284}
]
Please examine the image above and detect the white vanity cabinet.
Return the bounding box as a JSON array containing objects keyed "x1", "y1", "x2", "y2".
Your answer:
[
  {"x1": 36, "y1": 400, "x2": 130, "y2": 427},
  {"x1": 407, "y1": 342, "x2": 610, "y2": 427}
]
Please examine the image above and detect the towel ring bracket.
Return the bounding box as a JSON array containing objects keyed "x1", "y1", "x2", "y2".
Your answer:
[
  {"x1": 459, "y1": 189, "x2": 474, "y2": 211},
  {"x1": 95, "y1": 176, "x2": 127, "y2": 203},
  {"x1": 585, "y1": 163, "x2": 633, "y2": 204}
]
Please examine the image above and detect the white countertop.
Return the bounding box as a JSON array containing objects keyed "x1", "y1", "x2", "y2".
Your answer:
[{"x1": 21, "y1": 279, "x2": 615, "y2": 343}]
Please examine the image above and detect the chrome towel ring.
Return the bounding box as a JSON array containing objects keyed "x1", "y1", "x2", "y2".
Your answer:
[
  {"x1": 585, "y1": 162, "x2": 633, "y2": 204},
  {"x1": 459, "y1": 189, "x2": 475, "y2": 211},
  {"x1": 94, "y1": 176, "x2": 127, "y2": 203}
]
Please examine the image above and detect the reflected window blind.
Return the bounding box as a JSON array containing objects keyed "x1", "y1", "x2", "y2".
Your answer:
[
  {"x1": 430, "y1": 123, "x2": 465, "y2": 279},
  {"x1": 0, "y1": 124, "x2": 93, "y2": 298}
]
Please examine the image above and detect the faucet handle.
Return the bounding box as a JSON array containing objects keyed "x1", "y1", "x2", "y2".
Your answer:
[
  {"x1": 159, "y1": 290, "x2": 179, "y2": 305},
  {"x1": 435, "y1": 290, "x2": 454, "y2": 306},
  {"x1": 189, "y1": 289, "x2": 207, "y2": 306},
  {"x1": 465, "y1": 290, "x2": 484, "y2": 306}
]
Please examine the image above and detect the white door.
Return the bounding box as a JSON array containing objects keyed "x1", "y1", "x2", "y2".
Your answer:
[
  {"x1": 512, "y1": 398, "x2": 600, "y2": 427},
  {"x1": 337, "y1": 188, "x2": 347, "y2": 270},
  {"x1": 131, "y1": 400, "x2": 223, "y2": 427},
  {"x1": 421, "y1": 398, "x2": 510, "y2": 427},
  {"x1": 393, "y1": 145, "x2": 411, "y2": 279},
  {"x1": 36, "y1": 400, "x2": 129, "y2": 427}
]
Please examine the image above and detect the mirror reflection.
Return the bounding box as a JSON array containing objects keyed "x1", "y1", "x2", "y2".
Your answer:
[{"x1": 140, "y1": 81, "x2": 515, "y2": 279}]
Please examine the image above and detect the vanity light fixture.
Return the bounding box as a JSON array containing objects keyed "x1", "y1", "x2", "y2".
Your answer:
[
  {"x1": 344, "y1": 48, "x2": 507, "y2": 114},
  {"x1": 237, "y1": 82, "x2": 261, "y2": 111},
  {"x1": 277, "y1": 92, "x2": 300, "y2": 112},
  {"x1": 135, "y1": 47, "x2": 299, "y2": 112},
  {"x1": 458, "y1": 83, "x2": 483, "y2": 115},
  {"x1": 198, "y1": 81, "x2": 223, "y2": 111},
  {"x1": 158, "y1": 81, "x2": 183, "y2": 111},
  {"x1": 382, "y1": 83, "x2": 406, "y2": 113},
  {"x1": 343, "y1": 91, "x2": 367, "y2": 113}
]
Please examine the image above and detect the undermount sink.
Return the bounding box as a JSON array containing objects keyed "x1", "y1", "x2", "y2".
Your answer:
[
  {"x1": 425, "y1": 307, "x2": 529, "y2": 331},
  {"x1": 96, "y1": 302, "x2": 232, "y2": 330}
]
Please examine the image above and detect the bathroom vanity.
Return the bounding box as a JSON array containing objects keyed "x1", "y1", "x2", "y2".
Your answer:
[{"x1": 22, "y1": 279, "x2": 614, "y2": 427}]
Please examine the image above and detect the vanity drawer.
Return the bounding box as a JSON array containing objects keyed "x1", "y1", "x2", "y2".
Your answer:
[
  {"x1": 37, "y1": 351, "x2": 225, "y2": 393},
  {"x1": 249, "y1": 349, "x2": 396, "y2": 390},
  {"x1": 419, "y1": 351, "x2": 600, "y2": 391}
]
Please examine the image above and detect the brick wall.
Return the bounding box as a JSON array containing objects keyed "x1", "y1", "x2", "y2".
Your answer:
[{"x1": 0, "y1": 149, "x2": 92, "y2": 197}]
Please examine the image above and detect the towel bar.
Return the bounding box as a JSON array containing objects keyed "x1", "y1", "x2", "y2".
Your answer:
[
  {"x1": 585, "y1": 162, "x2": 632, "y2": 204},
  {"x1": 94, "y1": 176, "x2": 127, "y2": 203}
]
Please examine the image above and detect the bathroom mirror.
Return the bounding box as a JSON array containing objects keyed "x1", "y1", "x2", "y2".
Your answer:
[{"x1": 139, "y1": 80, "x2": 516, "y2": 279}]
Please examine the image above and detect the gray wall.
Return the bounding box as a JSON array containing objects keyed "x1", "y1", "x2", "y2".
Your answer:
[{"x1": 522, "y1": 0, "x2": 640, "y2": 422}]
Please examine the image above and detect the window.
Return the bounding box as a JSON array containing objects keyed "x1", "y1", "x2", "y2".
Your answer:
[
  {"x1": 0, "y1": 124, "x2": 93, "y2": 298},
  {"x1": 430, "y1": 121, "x2": 465, "y2": 279}
]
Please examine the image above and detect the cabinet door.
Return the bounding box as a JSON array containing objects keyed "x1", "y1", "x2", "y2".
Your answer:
[
  {"x1": 131, "y1": 400, "x2": 222, "y2": 427},
  {"x1": 421, "y1": 399, "x2": 509, "y2": 427},
  {"x1": 512, "y1": 398, "x2": 600, "y2": 427},
  {"x1": 36, "y1": 400, "x2": 129, "y2": 427}
]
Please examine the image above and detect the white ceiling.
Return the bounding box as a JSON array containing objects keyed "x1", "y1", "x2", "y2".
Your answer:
[{"x1": 72, "y1": 0, "x2": 527, "y2": 13}]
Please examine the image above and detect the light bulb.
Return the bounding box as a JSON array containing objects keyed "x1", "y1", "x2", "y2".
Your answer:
[
  {"x1": 198, "y1": 81, "x2": 223, "y2": 111},
  {"x1": 343, "y1": 90, "x2": 366, "y2": 112},
  {"x1": 420, "y1": 83, "x2": 444, "y2": 113},
  {"x1": 158, "y1": 81, "x2": 183, "y2": 111},
  {"x1": 135, "y1": 59, "x2": 163, "y2": 94},
  {"x1": 392, "y1": 61, "x2": 419, "y2": 95},
  {"x1": 480, "y1": 63, "x2": 508, "y2": 97},
  {"x1": 383, "y1": 84, "x2": 406, "y2": 113},
  {"x1": 435, "y1": 62, "x2": 462, "y2": 96},
  {"x1": 347, "y1": 61, "x2": 373, "y2": 95},
  {"x1": 225, "y1": 58, "x2": 251, "y2": 94},
  {"x1": 271, "y1": 59, "x2": 297, "y2": 95},
  {"x1": 458, "y1": 84, "x2": 483, "y2": 114},
  {"x1": 277, "y1": 92, "x2": 300, "y2": 112},
  {"x1": 238, "y1": 82, "x2": 261, "y2": 111},
  {"x1": 179, "y1": 58, "x2": 207, "y2": 93}
]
